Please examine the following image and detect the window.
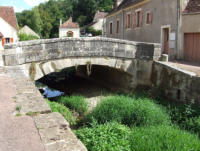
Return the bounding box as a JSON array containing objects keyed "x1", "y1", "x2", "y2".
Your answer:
[
  {"x1": 116, "y1": 20, "x2": 119, "y2": 33},
  {"x1": 67, "y1": 31, "x2": 73, "y2": 37},
  {"x1": 5, "y1": 38, "x2": 10, "y2": 44},
  {"x1": 146, "y1": 12, "x2": 152, "y2": 24},
  {"x1": 136, "y1": 9, "x2": 143, "y2": 27},
  {"x1": 110, "y1": 22, "x2": 113, "y2": 34}
]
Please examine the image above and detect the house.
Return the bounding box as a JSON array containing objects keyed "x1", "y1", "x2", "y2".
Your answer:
[
  {"x1": 180, "y1": 0, "x2": 200, "y2": 63},
  {"x1": 0, "y1": 6, "x2": 18, "y2": 49},
  {"x1": 105, "y1": 0, "x2": 197, "y2": 62},
  {"x1": 59, "y1": 17, "x2": 80, "y2": 38},
  {"x1": 88, "y1": 11, "x2": 108, "y2": 35},
  {"x1": 19, "y1": 25, "x2": 40, "y2": 38}
]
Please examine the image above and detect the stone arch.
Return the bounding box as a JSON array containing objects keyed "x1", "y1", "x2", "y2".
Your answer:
[{"x1": 27, "y1": 57, "x2": 133, "y2": 81}]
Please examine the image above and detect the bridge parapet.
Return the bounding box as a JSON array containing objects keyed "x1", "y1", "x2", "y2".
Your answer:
[{"x1": 3, "y1": 37, "x2": 161, "y2": 66}]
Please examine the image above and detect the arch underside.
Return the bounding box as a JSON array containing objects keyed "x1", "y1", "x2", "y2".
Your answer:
[{"x1": 23, "y1": 57, "x2": 134, "y2": 81}]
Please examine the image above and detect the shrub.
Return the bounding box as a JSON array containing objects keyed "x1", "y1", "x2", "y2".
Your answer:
[
  {"x1": 130, "y1": 125, "x2": 200, "y2": 151},
  {"x1": 75, "y1": 122, "x2": 131, "y2": 151},
  {"x1": 18, "y1": 33, "x2": 39, "y2": 41},
  {"x1": 56, "y1": 96, "x2": 88, "y2": 114},
  {"x1": 86, "y1": 95, "x2": 170, "y2": 127},
  {"x1": 47, "y1": 101, "x2": 76, "y2": 125},
  {"x1": 87, "y1": 27, "x2": 102, "y2": 36}
]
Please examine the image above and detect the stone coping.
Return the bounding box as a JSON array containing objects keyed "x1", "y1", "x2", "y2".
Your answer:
[{"x1": 4, "y1": 37, "x2": 161, "y2": 48}]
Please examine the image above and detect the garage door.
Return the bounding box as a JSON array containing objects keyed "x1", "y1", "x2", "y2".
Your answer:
[{"x1": 184, "y1": 33, "x2": 200, "y2": 63}]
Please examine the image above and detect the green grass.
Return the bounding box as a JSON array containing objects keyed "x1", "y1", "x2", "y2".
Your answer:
[
  {"x1": 76, "y1": 122, "x2": 200, "y2": 151},
  {"x1": 86, "y1": 95, "x2": 170, "y2": 127},
  {"x1": 75, "y1": 122, "x2": 131, "y2": 151},
  {"x1": 130, "y1": 125, "x2": 200, "y2": 151},
  {"x1": 56, "y1": 96, "x2": 88, "y2": 115},
  {"x1": 47, "y1": 101, "x2": 77, "y2": 126}
]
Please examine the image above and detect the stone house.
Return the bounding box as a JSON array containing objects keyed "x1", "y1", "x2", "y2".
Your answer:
[
  {"x1": 105, "y1": 0, "x2": 199, "y2": 62},
  {"x1": 59, "y1": 17, "x2": 80, "y2": 38},
  {"x1": 0, "y1": 6, "x2": 18, "y2": 49}
]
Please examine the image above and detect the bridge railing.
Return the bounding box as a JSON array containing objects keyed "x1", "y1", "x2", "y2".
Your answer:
[{"x1": 3, "y1": 37, "x2": 161, "y2": 66}]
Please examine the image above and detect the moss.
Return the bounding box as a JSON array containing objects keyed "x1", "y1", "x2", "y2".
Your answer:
[
  {"x1": 51, "y1": 62, "x2": 58, "y2": 72},
  {"x1": 29, "y1": 62, "x2": 36, "y2": 81}
]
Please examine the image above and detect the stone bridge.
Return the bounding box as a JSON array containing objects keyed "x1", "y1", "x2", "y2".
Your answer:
[{"x1": 3, "y1": 37, "x2": 161, "y2": 81}]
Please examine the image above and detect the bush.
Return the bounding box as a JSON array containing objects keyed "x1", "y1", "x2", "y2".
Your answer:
[
  {"x1": 47, "y1": 101, "x2": 76, "y2": 125},
  {"x1": 75, "y1": 122, "x2": 131, "y2": 151},
  {"x1": 130, "y1": 125, "x2": 200, "y2": 151},
  {"x1": 86, "y1": 95, "x2": 170, "y2": 127},
  {"x1": 56, "y1": 96, "x2": 88, "y2": 114},
  {"x1": 18, "y1": 33, "x2": 39, "y2": 41},
  {"x1": 88, "y1": 27, "x2": 102, "y2": 36}
]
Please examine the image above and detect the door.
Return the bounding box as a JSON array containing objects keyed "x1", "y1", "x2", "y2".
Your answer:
[
  {"x1": 163, "y1": 28, "x2": 169, "y2": 54},
  {"x1": 184, "y1": 33, "x2": 200, "y2": 63}
]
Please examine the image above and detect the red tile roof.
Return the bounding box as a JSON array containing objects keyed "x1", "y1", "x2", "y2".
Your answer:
[
  {"x1": 0, "y1": 32, "x2": 3, "y2": 37},
  {"x1": 0, "y1": 6, "x2": 18, "y2": 30},
  {"x1": 184, "y1": 0, "x2": 200, "y2": 13},
  {"x1": 60, "y1": 17, "x2": 79, "y2": 28},
  {"x1": 107, "y1": 0, "x2": 144, "y2": 17}
]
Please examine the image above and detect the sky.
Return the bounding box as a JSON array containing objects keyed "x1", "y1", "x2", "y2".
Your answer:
[{"x1": 0, "y1": 0, "x2": 49, "y2": 12}]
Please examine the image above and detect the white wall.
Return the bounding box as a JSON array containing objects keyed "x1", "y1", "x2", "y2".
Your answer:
[
  {"x1": 91, "y1": 19, "x2": 104, "y2": 31},
  {"x1": 59, "y1": 28, "x2": 80, "y2": 38},
  {"x1": 0, "y1": 17, "x2": 18, "y2": 49}
]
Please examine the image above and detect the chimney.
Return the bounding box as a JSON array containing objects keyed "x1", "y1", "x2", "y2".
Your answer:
[
  {"x1": 60, "y1": 19, "x2": 62, "y2": 26},
  {"x1": 113, "y1": 0, "x2": 118, "y2": 9}
]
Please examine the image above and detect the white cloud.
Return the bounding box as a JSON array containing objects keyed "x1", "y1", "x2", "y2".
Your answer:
[
  {"x1": 14, "y1": 6, "x2": 24, "y2": 13},
  {"x1": 24, "y1": 0, "x2": 49, "y2": 7}
]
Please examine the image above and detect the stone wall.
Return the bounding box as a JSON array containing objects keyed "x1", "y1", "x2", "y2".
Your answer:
[
  {"x1": 3, "y1": 37, "x2": 161, "y2": 66},
  {"x1": 151, "y1": 62, "x2": 200, "y2": 103}
]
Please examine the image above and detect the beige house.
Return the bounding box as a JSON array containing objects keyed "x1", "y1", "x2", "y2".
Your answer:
[
  {"x1": 105, "y1": 0, "x2": 200, "y2": 63},
  {"x1": 19, "y1": 25, "x2": 40, "y2": 38},
  {"x1": 180, "y1": 0, "x2": 200, "y2": 63},
  {"x1": 59, "y1": 17, "x2": 80, "y2": 38},
  {"x1": 88, "y1": 11, "x2": 108, "y2": 35}
]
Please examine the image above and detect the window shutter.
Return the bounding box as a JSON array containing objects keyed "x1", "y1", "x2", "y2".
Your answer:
[
  {"x1": 139, "y1": 10, "x2": 143, "y2": 27},
  {"x1": 149, "y1": 12, "x2": 153, "y2": 24},
  {"x1": 11, "y1": 38, "x2": 13, "y2": 43},
  {"x1": 124, "y1": 14, "x2": 127, "y2": 29},
  {"x1": 132, "y1": 12, "x2": 136, "y2": 28},
  {"x1": 2, "y1": 38, "x2": 5, "y2": 46}
]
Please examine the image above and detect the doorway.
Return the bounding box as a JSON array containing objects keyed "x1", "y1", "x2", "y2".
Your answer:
[{"x1": 162, "y1": 27, "x2": 169, "y2": 54}]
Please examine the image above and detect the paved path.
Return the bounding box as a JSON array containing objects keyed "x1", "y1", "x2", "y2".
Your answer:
[
  {"x1": 168, "y1": 61, "x2": 200, "y2": 76},
  {"x1": 0, "y1": 76, "x2": 45, "y2": 151}
]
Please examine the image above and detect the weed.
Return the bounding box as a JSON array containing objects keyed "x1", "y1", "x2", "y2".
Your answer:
[
  {"x1": 56, "y1": 96, "x2": 88, "y2": 115},
  {"x1": 86, "y1": 95, "x2": 170, "y2": 127},
  {"x1": 16, "y1": 113, "x2": 22, "y2": 117},
  {"x1": 47, "y1": 101, "x2": 77, "y2": 126},
  {"x1": 16, "y1": 105, "x2": 22, "y2": 112}
]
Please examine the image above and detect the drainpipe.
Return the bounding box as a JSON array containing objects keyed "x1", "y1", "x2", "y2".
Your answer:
[
  {"x1": 122, "y1": 10, "x2": 125, "y2": 39},
  {"x1": 176, "y1": 0, "x2": 180, "y2": 60}
]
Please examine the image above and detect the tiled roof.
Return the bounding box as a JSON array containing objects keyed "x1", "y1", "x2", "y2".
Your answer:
[
  {"x1": 184, "y1": 0, "x2": 200, "y2": 13},
  {"x1": 60, "y1": 17, "x2": 79, "y2": 28},
  {"x1": 0, "y1": 6, "x2": 18, "y2": 30},
  {"x1": 0, "y1": 32, "x2": 3, "y2": 37},
  {"x1": 107, "y1": 0, "x2": 144, "y2": 17},
  {"x1": 97, "y1": 12, "x2": 108, "y2": 19}
]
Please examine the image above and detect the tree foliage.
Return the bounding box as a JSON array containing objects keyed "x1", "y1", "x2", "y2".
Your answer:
[{"x1": 17, "y1": 0, "x2": 113, "y2": 38}]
